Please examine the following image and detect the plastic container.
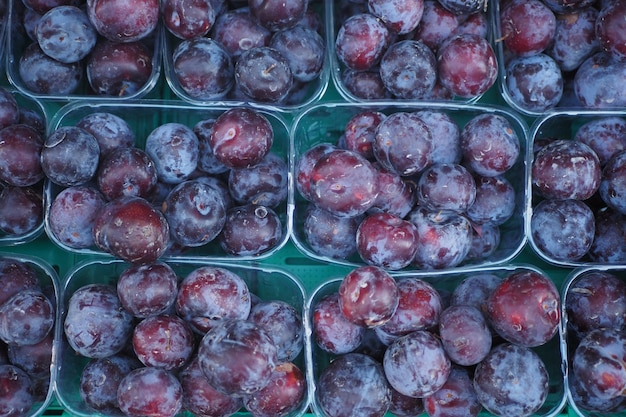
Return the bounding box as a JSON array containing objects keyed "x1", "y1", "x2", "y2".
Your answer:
[
  {"x1": 290, "y1": 101, "x2": 529, "y2": 274},
  {"x1": 0, "y1": 251, "x2": 61, "y2": 417},
  {"x1": 527, "y1": 109, "x2": 626, "y2": 267},
  {"x1": 43, "y1": 100, "x2": 292, "y2": 262},
  {"x1": 55, "y1": 257, "x2": 310, "y2": 417},
  {"x1": 162, "y1": 1, "x2": 329, "y2": 112},
  {"x1": 0, "y1": 87, "x2": 48, "y2": 247},
  {"x1": 306, "y1": 264, "x2": 567, "y2": 417},
  {"x1": 328, "y1": 0, "x2": 495, "y2": 103},
  {"x1": 5, "y1": 1, "x2": 162, "y2": 102},
  {"x1": 560, "y1": 266, "x2": 626, "y2": 417}
]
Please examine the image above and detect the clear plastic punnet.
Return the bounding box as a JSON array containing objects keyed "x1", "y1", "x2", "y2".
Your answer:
[
  {"x1": 290, "y1": 101, "x2": 529, "y2": 274},
  {"x1": 56, "y1": 257, "x2": 310, "y2": 417}
]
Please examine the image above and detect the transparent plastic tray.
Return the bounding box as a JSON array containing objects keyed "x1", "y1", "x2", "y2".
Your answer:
[
  {"x1": 5, "y1": 1, "x2": 162, "y2": 102},
  {"x1": 527, "y1": 109, "x2": 626, "y2": 267},
  {"x1": 163, "y1": 1, "x2": 329, "y2": 112},
  {"x1": 43, "y1": 100, "x2": 292, "y2": 262},
  {"x1": 290, "y1": 101, "x2": 529, "y2": 274},
  {"x1": 0, "y1": 251, "x2": 61, "y2": 417},
  {"x1": 329, "y1": 0, "x2": 495, "y2": 104},
  {"x1": 55, "y1": 257, "x2": 310, "y2": 417},
  {"x1": 306, "y1": 264, "x2": 567, "y2": 417},
  {"x1": 560, "y1": 265, "x2": 626, "y2": 417}
]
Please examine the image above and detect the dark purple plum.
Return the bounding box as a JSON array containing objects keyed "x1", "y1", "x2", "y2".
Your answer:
[
  {"x1": 309, "y1": 148, "x2": 380, "y2": 217},
  {"x1": 192, "y1": 118, "x2": 229, "y2": 175},
  {"x1": 414, "y1": 109, "x2": 461, "y2": 165},
  {"x1": 0, "y1": 124, "x2": 44, "y2": 187},
  {"x1": 379, "y1": 40, "x2": 437, "y2": 99},
  {"x1": 317, "y1": 353, "x2": 391, "y2": 417},
  {"x1": 423, "y1": 367, "x2": 482, "y2": 417},
  {"x1": 335, "y1": 13, "x2": 390, "y2": 71},
  {"x1": 374, "y1": 111, "x2": 433, "y2": 176},
  {"x1": 218, "y1": 204, "x2": 283, "y2": 256},
  {"x1": 467, "y1": 221, "x2": 501, "y2": 261},
  {"x1": 179, "y1": 355, "x2": 243, "y2": 417},
  {"x1": 574, "y1": 52, "x2": 626, "y2": 109},
  {"x1": 344, "y1": 111, "x2": 386, "y2": 161},
  {"x1": 338, "y1": 265, "x2": 400, "y2": 327},
  {"x1": 532, "y1": 139, "x2": 601, "y2": 200},
  {"x1": 18, "y1": 42, "x2": 83, "y2": 95},
  {"x1": 145, "y1": 123, "x2": 199, "y2": 185},
  {"x1": 531, "y1": 198, "x2": 595, "y2": 262},
  {"x1": 48, "y1": 185, "x2": 106, "y2": 249},
  {"x1": 408, "y1": 207, "x2": 473, "y2": 270},
  {"x1": 505, "y1": 53, "x2": 563, "y2": 113},
  {"x1": 80, "y1": 354, "x2": 141, "y2": 415},
  {"x1": 439, "y1": 305, "x2": 492, "y2": 366},
  {"x1": 86, "y1": 40, "x2": 153, "y2": 97},
  {"x1": 566, "y1": 270, "x2": 626, "y2": 338},
  {"x1": 211, "y1": 9, "x2": 271, "y2": 61},
  {"x1": 417, "y1": 163, "x2": 476, "y2": 213},
  {"x1": 197, "y1": 319, "x2": 277, "y2": 396},
  {"x1": 313, "y1": 293, "x2": 365, "y2": 355},
  {"x1": 589, "y1": 207, "x2": 626, "y2": 263},
  {"x1": 547, "y1": 7, "x2": 598, "y2": 72},
  {"x1": 269, "y1": 25, "x2": 325, "y2": 83},
  {"x1": 412, "y1": 0, "x2": 460, "y2": 51},
  {"x1": 175, "y1": 266, "x2": 250, "y2": 334},
  {"x1": 379, "y1": 277, "x2": 443, "y2": 336},
  {"x1": 368, "y1": 0, "x2": 424, "y2": 34},
  {"x1": 574, "y1": 116, "x2": 626, "y2": 166},
  {"x1": 36, "y1": 5, "x2": 97, "y2": 63},
  {"x1": 437, "y1": 33, "x2": 498, "y2": 98},
  {"x1": 0, "y1": 365, "x2": 33, "y2": 417},
  {"x1": 0, "y1": 259, "x2": 40, "y2": 306},
  {"x1": 172, "y1": 37, "x2": 234, "y2": 100},
  {"x1": 0, "y1": 186, "x2": 43, "y2": 236},
  {"x1": 0, "y1": 290, "x2": 54, "y2": 346},
  {"x1": 234, "y1": 46, "x2": 293, "y2": 103},
  {"x1": 117, "y1": 261, "x2": 178, "y2": 319},
  {"x1": 356, "y1": 212, "x2": 419, "y2": 270},
  {"x1": 499, "y1": 0, "x2": 556, "y2": 57},
  {"x1": 296, "y1": 143, "x2": 338, "y2": 202},
  {"x1": 63, "y1": 284, "x2": 134, "y2": 358},
  {"x1": 117, "y1": 367, "x2": 183, "y2": 417},
  {"x1": 132, "y1": 314, "x2": 195, "y2": 370},
  {"x1": 341, "y1": 69, "x2": 392, "y2": 99},
  {"x1": 303, "y1": 204, "x2": 360, "y2": 260},
  {"x1": 0, "y1": 88, "x2": 19, "y2": 130},
  {"x1": 163, "y1": 179, "x2": 227, "y2": 247},
  {"x1": 93, "y1": 196, "x2": 170, "y2": 264},
  {"x1": 450, "y1": 272, "x2": 500, "y2": 310},
  {"x1": 75, "y1": 112, "x2": 136, "y2": 157},
  {"x1": 86, "y1": 0, "x2": 159, "y2": 42},
  {"x1": 248, "y1": 0, "x2": 307, "y2": 32},
  {"x1": 97, "y1": 147, "x2": 157, "y2": 201},
  {"x1": 487, "y1": 269, "x2": 560, "y2": 347},
  {"x1": 467, "y1": 175, "x2": 516, "y2": 226},
  {"x1": 243, "y1": 362, "x2": 307, "y2": 417},
  {"x1": 596, "y1": 0, "x2": 626, "y2": 61},
  {"x1": 228, "y1": 152, "x2": 287, "y2": 208},
  {"x1": 600, "y1": 150, "x2": 626, "y2": 215},
  {"x1": 248, "y1": 299, "x2": 304, "y2": 362},
  {"x1": 369, "y1": 164, "x2": 416, "y2": 218},
  {"x1": 41, "y1": 126, "x2": 99, "y2": 187},
  {"x1": 162, "y1": 0, "x2": 216, "y2": 40},
  {"x1": 461, "y1": 113, "x2": 520, "y2": 177},
  {"x1": 383, "y1": 330, "x2": 451, "y2": 398},
  {"x1": 7, "y1": 332, "x2": 53, "y2": 378},
  {"x1": 209, "y1": 107, "x2": 273, "y2": 169},
  {"x1": 474, "y1": 343, "x2": 549, "y2": 417}
]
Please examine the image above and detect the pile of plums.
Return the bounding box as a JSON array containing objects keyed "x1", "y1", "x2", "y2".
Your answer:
[
  {"x1": 295, "y1": 106, "x2": 523, "y2": 271},
  {"x1": 63, "y1": 262, "x2": 307, "y2": 417},
  {"x1": 0, "y1": 87, "x2": 46, "y2": 240},
  {"x1": 0, "y1": 257, "x2": 57, "y2": 417},
  {"x1": 11, "y1": 0, "x2": 159, "y2": 96},
  {"x1": 164, "y1": 0, "x2": 326, "y2": 105},
  {"x1": 498, "y1": 0, "x2": 626, "y2": 112},
  {"x1": 333, "y1": 0, "x2": 497, "y2": 100},
  {"x1": 530, "y1": 114, "x2": 626, "y2": 264},
  {"x1": 45, "y1": 106, "x2": 287, "y2": 263},
  {"x1": 564, "y1": 269, "x2": 626, "y2": 413},
  {"x1": 311, "y1": 265, "x2": 562, "y2": 417}
]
